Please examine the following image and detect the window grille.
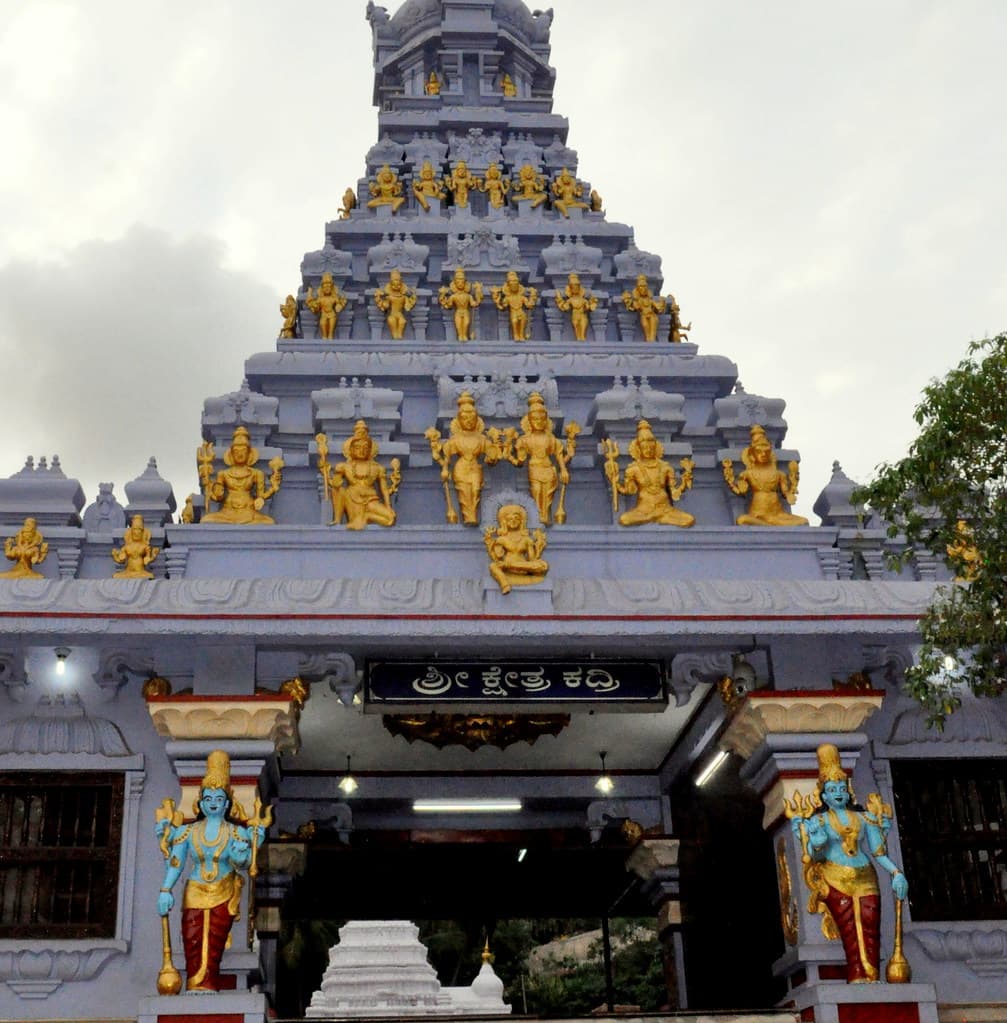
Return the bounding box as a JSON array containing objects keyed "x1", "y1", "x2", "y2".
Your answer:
[
  {"x1": 891, "y1": 760, "x2": 1007, "y2": 921},
  {"x1": 0, "y1": 772, "x2": 124, "y2": 939}
]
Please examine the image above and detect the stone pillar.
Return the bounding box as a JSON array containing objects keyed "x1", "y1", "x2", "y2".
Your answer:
[
  {"x1": 720, "y1": 691, "x2": 939, "y2": 1023},
  {"x1": 255, "y1": 843, "x2": 307, "y2": 1009}
]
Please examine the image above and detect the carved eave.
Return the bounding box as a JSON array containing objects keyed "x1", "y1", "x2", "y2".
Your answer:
[{"x1": 145, "y1": 693, "x2": 301, "y2": 754}]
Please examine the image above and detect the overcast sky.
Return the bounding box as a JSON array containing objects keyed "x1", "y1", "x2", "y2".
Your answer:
[{"x1": 0, "y1": 0, "x2": 1004, "y2": 519}]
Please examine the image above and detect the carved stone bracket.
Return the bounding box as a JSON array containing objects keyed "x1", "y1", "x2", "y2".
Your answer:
[
  {"x1": 0, "y1": 649, "x2": 28, "y2": 701},
  {"x1": 0, "y1": 941, "x2": 127, "y2": 999},
  {"x1": 94, "y1": 647, "x2": 155, "y2": 700},
  {"x1": 298, "y1": 651, "x2": 359, "y2": 706},
  {"x1": 668, "y1": 652, "x2": 733, "y2": 708},
  {"x1": 911, "y1": 926, "x2": 1007, "y2": 978},
  {"x1": 625, "y1": 838, "x2": 682, "y2": 927},
  {"x1": 146, "y1": 693, "x2": 301, "y2": 753}
]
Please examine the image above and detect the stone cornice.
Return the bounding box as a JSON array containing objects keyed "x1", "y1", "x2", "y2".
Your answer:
[{"x1": 146, "y1": 694, "x2": 301, "y2": 753}]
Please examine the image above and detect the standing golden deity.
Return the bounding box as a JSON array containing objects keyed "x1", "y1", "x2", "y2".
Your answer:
[
  {"x1": 511, "y1": 164, "x2": 548, "y2": 208},
  {"x1": 668, "y1": 294, "x2": 692, "y2": 343},
  {"x1": 198, "y1": 427, "x2": 284, "y2": 525},
  {"x1": 492, "y1": 271, "x2": 539, "y2": 342},
  {"x1": 424, "y1": 70, "x2": 441, "y2": 96},
  {"x1": 111, "y1": 514, "x2": 160, "y2": 578},
  {"x1": 338, "y1": 187, "x2": 357, "y2": 219},
  {"x1": 367, "y1": 165, "x2": 406, "y2": 212},
  {"x1": 555, "y1": 273, "x2": 598, "y2": 341},
  {"x1": 374, "y1": 270, "x2": 418, "y2": 340},
  {"x1": 413, "y1": 160, "x2": 446, "y2": 211},
  {"x1": 480, "y1": 163, "x2": 510, "y2": 209},
  {"x1": 278, "y1": 295, "x2": 298, "y2": 339},
  {"x1": 551, "y1": 168, "x2": 589, "y2": 217},
  {"x1": 316, "y1": 421, "x2": 401, "y2": 530},
  {"x1": 500, "y1": 72, "x2": 518, "y2": 97},
  {"x1": 485, "y1": 504, "x2": 549, "y2": 594},
  {"x1": 438, "y1": 268, "x2": 484, "y2": 342},
  {"x1": 622, "y1": 274, "x2": 666, "y2": 342},
  {"x1": 425, "y1": 392, "x2": 506, "y2": 525},
  {"x1": 445, "y1": 160, "x2": 480, "y2": 208},
  {"x1": 604, "y1": 422, "x2": 695, "y2": 527},
  {"x1": 722, "y1": 425, "x2": 809, "y2": 526},
  {"x1": 305, "y1": 273, "x2": 348, "y2": 341},
  {"x1": 1, "y1": 517, "x2": 48, "y2": 578},
  {"x1": 507, "y1": 393, "x2": 581, "y2": 525}
]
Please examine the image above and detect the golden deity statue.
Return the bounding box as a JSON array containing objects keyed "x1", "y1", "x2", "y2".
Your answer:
[
  {"x1": 413, "y1": 160, "x2": 446, "y2": 212},
  {"x1": 198, "y1": 427, "x2": 284, "y2": 525},
  {"x1": 947, "y1": 519, "x2": 981, "y2": 581},
  {"x1": 445, "y1": 160, "x2": 480, "y2": 208},
  {"x1": 425, "y1": 392, "x2": 506, "y2": 525},
  {"x1": 622, "y1": 274, "x2": 667, "y2": 342},
  {"x1": 512, "y1": 164, "x2": 548, "y2": 208},
  {"x1": 1, "y1": 517, "x2": 48, "y2": 578},
  {"x1": 438, "y1": 267, "x2": 484, "y2": 342},
  {"x1": 374, "y1": 269, "x2": 418, "y2": 340},
  {"x1": 480, "y1": 163, "x2": 510, "y2": 209},
  {"x1": 551, "y1": 167, "x2": 589, "y2": 217},
  {"x1": 500, "y1": 72, "x2": 518, "y2": 97},
  {"x1": 722, "y1": 425, "x2": 809, "y2": 527},
  {"x1": 367, "y1": 164, "x2": 405, "y2": 212},
  {"x1": 278, "y1": 295, "x2": 298, "y2": 339},
  {"x1": 555, "y1": 273, "x2": 598, "y2": 342},
  {"x1": 485, "y1": 504, "x2": 549, "y2": 594},
  {"x1": 507, "y1": 393, "x2": 581, "y2": 525},
  {"x1": 590, "y1": 189, "x2": 603, "y2": 212},
  {"x1": 603, "y1": 422, "x2": 696, "y2": 527},
  {"x1": 668, "y1": 294, "x2": 692, "y2": 343},
  {"x1": 111, "y1": 514, "x2": 160, "y2": 578},
  {"x1": 424, "y1": 70, "x2": 441, "y2": 96},
  {"x1": 338, "y1": 187, "x2": 357, "y2": 219},
  {"x1": 305, "y1": 272, "x2": 348, "y2": 341},
  {"x1": 316, "y1": 421, "x2": 401, "y2": 530},
  {"x1": 492, "y1": 271, "x2": 539, "y2": 342}
]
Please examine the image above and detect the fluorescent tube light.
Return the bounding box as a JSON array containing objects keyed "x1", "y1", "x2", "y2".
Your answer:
[
  {"x1": 413, "y1": 799, "x2": 522, "y2": 814},
  {"x1": 695, "y1": 750, "x2": 730, "y2": 788}
]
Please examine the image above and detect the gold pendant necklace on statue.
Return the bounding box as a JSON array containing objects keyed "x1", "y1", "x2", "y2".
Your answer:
[
  {"x1": 828, "y1": 808, "x2": 861, "y2": 858},
  {"x1": 193, "y1": 819, "x2": 228, "y2": 882}
]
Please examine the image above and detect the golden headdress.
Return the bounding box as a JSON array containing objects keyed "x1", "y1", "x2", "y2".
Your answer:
[
  {"x1": 343, "y1": 420, "x2": 378, "y2": 460},
  {"x1": 194, "y1": 749, "x2": 248, "y2": 821},
  {"x1": 816, "y1": 743, "x2": 855, "y2": 802},
  {"x1": 224, "y1": 426, "x2": 259, "y2": 466},
  {"x1": 629, "y1": 419, "x2": 664, "y2": 461}
]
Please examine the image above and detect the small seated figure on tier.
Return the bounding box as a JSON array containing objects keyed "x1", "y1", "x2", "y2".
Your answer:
[
  {"x1": 316, "y1": 421, "x2": 401, "y2": 530},
  {"x1": 198, "y1": 427, "x2": 284, "y2": 525},
  {"x1": 111, "y1": 514, "x2": 160, "y2": 578},
  {"x1": 622, "y1": 274, "x2": 666, "y2": 342},
  {"x1": 668, "y1": 294, "x2": 692, "y2": 343},
  {"x1": 425, "y1": 392, "x2": 505, "y2": 525},
  {"x1": 604, "y1": 422, "x2": 695, "y2": 527},
  {"x1": 367, "y1": 164, "x2": 405, "y2": 212},
  {"x1": 492, "y1": 271, "x2": 538, "y2": 342},
  {"x1": 374, "y1": 270, "x2": 418, "y2": 340},
  {"x1": 439, "y1": 267, "x2": 484, "y2": 342},
  {"x1": 338, "y1": 187, "x2": 357, "y2": 219},
  {"x1": 485, "y1": 504, "x2": 548, "y2": 595},
  {"x1": 722, "y1": 425, "x2": 809, "y2": 526},
  {"x1": 306, "y1": 272, "x2": 348, "y2": 341},
  {"x1": 500, "y1": 72, "x2": 518, "y2": 97},
  {"x1": 413, "y1": 159, "x2": 446, "y2": 212},
  {"x1": 555, "y1": 272, "x2": 598, "y2": 341},
  {"x1": 512, "y1": 164, "x2": 548, "y2": 208},
  {"x1": 481, "y1": 163, "x2": 510, "y2": 209},
  {"x1": 424, "y1": 70, "x2": 441, "y2": 96},
  {"x1": 445, "y1": 160, "x2": 480, "y2": 209},
  {"x1": 278, "y1": 294, "x2": 298, "y2": 339},
  {"x1": 1, "y1": 517, "x2": 48, "y2": 578},
  {"x1": 590, "y1": 189, "x2": 603, "y2": 212},
  {"x1": 551, "y1": 167, "x2": 589, "y2": 217}
]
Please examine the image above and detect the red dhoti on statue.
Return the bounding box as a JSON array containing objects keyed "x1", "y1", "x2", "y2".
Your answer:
[
  {"x1": 820, "y1": 861, "x2": 880, "y2": 983},
  {"x1": 182, "y1": 873, "x2": 243, "y2": 991}
]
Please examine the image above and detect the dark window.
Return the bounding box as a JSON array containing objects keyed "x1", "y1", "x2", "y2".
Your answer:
[
  {"x1": 891, "y1": 760, "x2": 1007, "y2": 921},
  {"x1": 0, "y1": 772, "x2": 124, "y2": 939}
]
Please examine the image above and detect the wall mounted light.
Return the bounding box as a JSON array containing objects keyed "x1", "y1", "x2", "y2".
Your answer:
[
  {"x1": 695, "y1": 749, "x2": 730, "y2": 789},
  {"x1": 338, "y1": 755, "x2": 358, "y2": 796},
  {"x1": 54, "y1": 648, "x2": 70, "y2": 677},
  {"x1": 595, "y1": 751, "x2": 615, "y2": 795},
  {"x1": 413, "y1": 799, "x2": 522, "y2": 814}
]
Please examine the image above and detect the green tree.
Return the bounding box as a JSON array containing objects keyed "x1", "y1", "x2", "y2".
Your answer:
[{"x1": 855, "y1": 333, "x2": 1007, "y2": 725}]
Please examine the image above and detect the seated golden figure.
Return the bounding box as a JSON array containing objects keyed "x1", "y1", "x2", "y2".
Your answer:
[
  {"x1": 278, "y1": 295, "x2": 298, "y2": 339},
  {"x1": 316, "y1": 421, "x2": 401, "y2": 530},
  {"x1": 198, "y1": 427, "x2": 284, "y2": 525},
  {"x1": 374, "y1": 270, "x2": 418, "y2": 340},
  {"x1": 948, "y1": 520, "x2": 981, "y2": 581},
  {"x1": 305, "y1": 273, "x2": 348, "y2": 341},
  {"x1": 484, "y1": 504, "x2": 549, "y2": 595},
  {"x1": 512, "y1": 164, "x2": 548, "y2": 208},
  {"x1": 424, "y1": 70, "x2": 441, "y2": 96},
  {"x1": 500, "y1": 72, "x2": 518, "y2": 97},
  {"x1": 111, "y1": 514, "x2": 160, "y2": 578},
  {"x1": 551, "y1": 167, "x2": 589, "y2": 217},
  {"x1": 438, "y1": 268, "x2": 484, "y2": 342},
  {"x1": 367, "y1": 164, "x2": 405, "y2": 212},
  {"x1": 492, "y1": 271, "x2": 538, "y2": 342},
  {"x1": 445, "y1": 160, "x2": 480, "y2": 208},
  {"x1": 622, "y1": 274, "x2": 666, "y2": 342},
  {"x1": 555, "y1": 273, "x2": 598, "y2": 341},
  {"x1": 604, "y1": 422, "x2": 695, "y2": 527},
  {"x1": 338, "y1": 187, "x2": 357, "y2": 219},
  {"x1": 413, "y1": 160, "x2": 446, "y2": 212},
  {"x1": 722, "y1": 425, "x2": 809, "y2": 527},
  {"x1": 1, "y1": 517, "x2": 48, "y2": 578},
  {"x1": 668, "y1": 294, "x2": 692, "y2": 343},
  {"x1": 481, "y1": 163, "x2": 510, "y2": 209}
]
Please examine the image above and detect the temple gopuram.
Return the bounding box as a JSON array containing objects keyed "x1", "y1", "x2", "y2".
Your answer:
[{"x1": 1, "y1": 3, "x2": 1004, "y2": 1023}]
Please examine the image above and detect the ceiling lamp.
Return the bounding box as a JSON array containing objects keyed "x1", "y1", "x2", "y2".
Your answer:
[
  {"x1": 338, "y1": 755, "x2": 358, "y2": 796},
  {"x1": 595, "y1": 751, "x2": 615, "y2": 795},
  {"x1": 54, "y1": 647, "x2": 70, "y2": 677}
]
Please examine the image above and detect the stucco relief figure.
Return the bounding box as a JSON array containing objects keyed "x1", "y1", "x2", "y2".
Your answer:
[
  {"x1": 604, "y1": 421, "x2": 695, "y2": 527},
  {"x1": 198, "y1": 427, "x2": 284, "y2": 525},
  {"x1": 439, "y1": 267, "x2": 484, "y2": 342},
  {"x1": 278, "y1": 294, "x2": 298, "y2": 339},
  {"x1": 668, "y1": 294, "x2": 691, "y2": 343},
  {"x1": 412, "y1": 159, "x2": 446, "y2": 211},
  {"x1": 622, "y1": 274, "x2": 666, "y2": 342},
  {"x1": 492, "y1": 271, "x2": 538, "y2": 342},
  {"x1": 551, "y1": 167, "x2": 589, "y2": 217},
  {"x1": 484, "y1": 504, "x2": 548, "y2": 594},
  {"x1": 367, "y1": 164, "x2": 405, "y2": 212},
  {"x1": 722, "y1": 425, "x2": 809, "y2": 526},
  {"x1": 500, "y1": 72, "x2": 518, "y2": 97},
  {"x1": 555, "y1": 272, "x2": 598, "y2": 341},
  {"x1": 786, "y1": 744, "x2": 909, "y2": 985},
  {"x1": 338, "y1": 187, "x2": 357, "y2": 219},
  {"x1": 316, "y1": 420, "x2": 401, "y2": 530},
  {"x1": 1, "y1": 517, "x2": 48, "y2": 578},
  {"x1": 445, "y1": 160, "x2": 480, "y2": 208},
  {"x1": 424, "y1": 70, "x2": 441, "y2": 96},
  {"x1": 112, "y1": 514, "x2": 160, "y2": 578},
  {"x1": 507, "y1": 393, "x2": 580, "y2": 525},
  {"x1": 512, "y1": 164, "x2": 548, "y2": 208},
  {"x1": 156, "y1": 751, "x2": 270, "y2": 993},
  {"x1": 480, "y1": 163, "x2": 510, "y2": 209},
  {"x1": 305, "y1": 272, "x2": 348, "y2": 341},
  {"x1": 425, "y1": 392, "x2": 505, "y2": 525},
  {"x1": 374, "y1": 270, "x2": 418, "y2": 339}
]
